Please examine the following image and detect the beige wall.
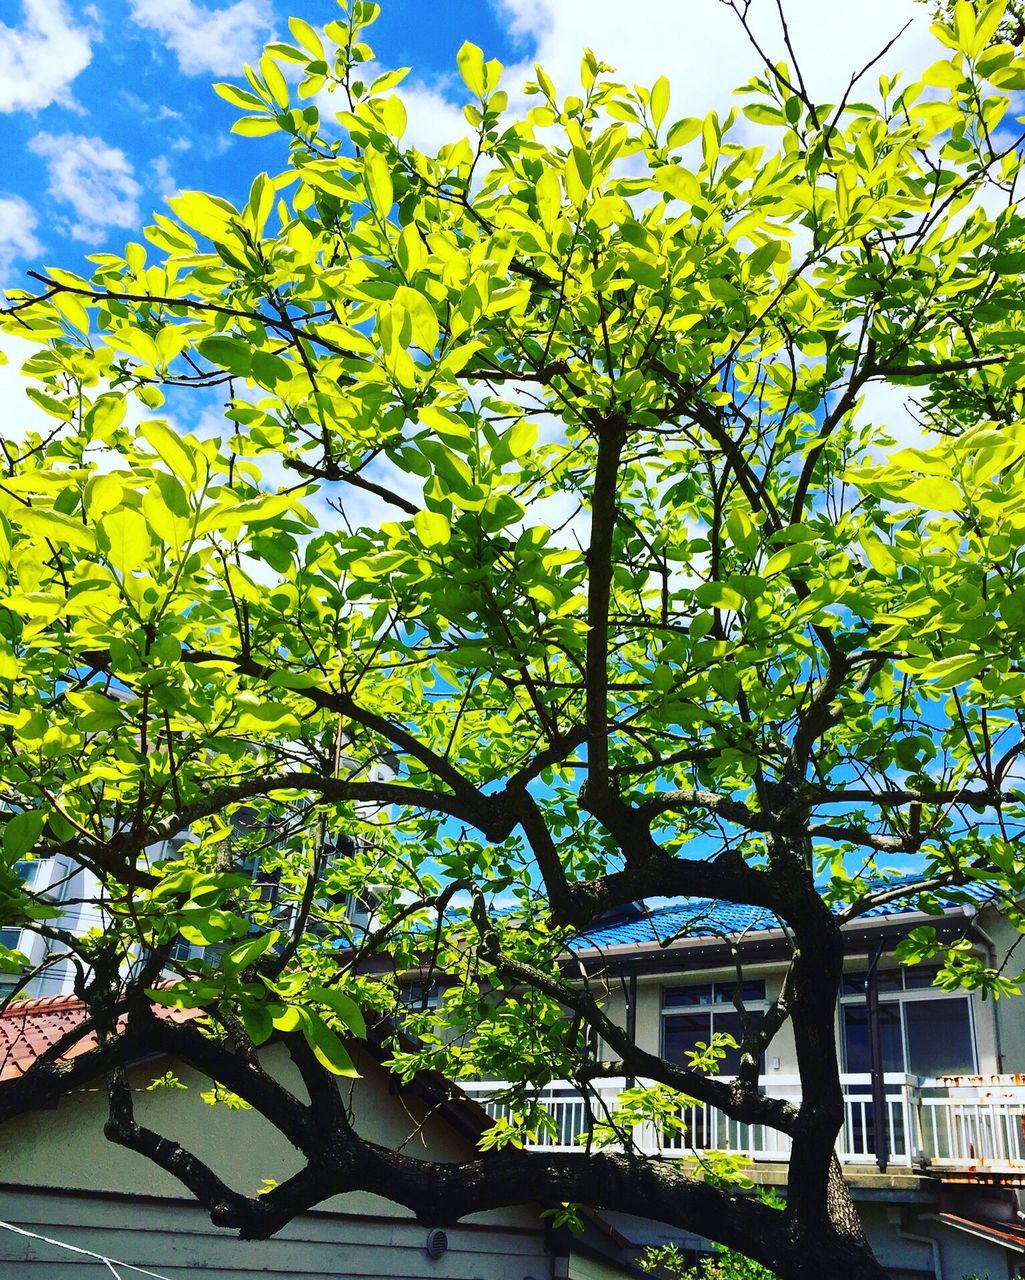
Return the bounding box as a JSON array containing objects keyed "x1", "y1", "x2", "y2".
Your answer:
[
  {"x1": 981, "y1": 904, "x2": 1025, "y2": 1075},
  {"x1": 0, "y1": 1042, "x2": 568, "y2": 1278},
  {"x1": 0, "y1": 1044, "x2": 536, "y2": 1230}
]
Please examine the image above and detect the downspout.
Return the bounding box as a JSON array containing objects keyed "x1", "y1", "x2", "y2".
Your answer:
[
  {"x1": 967, "y1": 912, "x2": 1005, "y2": 1074},
  {"x1": 895, "y1": 1221, "x2": 943, "y2": 1280},
  {"x1": 624, "y1": 970, "x2": 638, "y2": 1089},
  {"x1": 866, "y1": 941, "x2": 890, "y2": 1172}
]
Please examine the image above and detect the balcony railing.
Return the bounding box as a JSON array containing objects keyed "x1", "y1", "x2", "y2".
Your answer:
[{"x1": 460, "y1": 1075, "x2": 1025, "y2": 1174}]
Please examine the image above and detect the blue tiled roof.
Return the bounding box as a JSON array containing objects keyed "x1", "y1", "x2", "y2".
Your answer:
[{"x1": 571, "y1": 880, "x2": 995, "y2": 953}]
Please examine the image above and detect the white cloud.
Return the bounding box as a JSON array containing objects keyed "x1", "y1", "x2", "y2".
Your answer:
[
  {"x1": 334, "y1": 2, "x2": 941, "y2": 201},
  {"x1": 391, "y1": 81, "x2": 471, "y2": 156},
  {"x1": 151, "y1": 155, "x2": 179, "y2": 199},
  {"x1": 0, "y1": 196, "x2": 42, "y2": 286},
  {"x1": 128, "y1": 0, "x2": 275, "y2": 76},
  {"x1": 29, "y1": 133, "x2": 142, "y2": 241},
  {"x1": 0, "y1": 332, "x2": 57, "y2": 442},
  {"x1": 491, "y1": 0, "x2": 937, "y2": 117},
  {"x1": 0, "y1": 0, "x2": 94, "y2": 113}
]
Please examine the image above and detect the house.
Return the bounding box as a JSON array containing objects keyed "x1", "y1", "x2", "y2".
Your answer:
[
  {"x1": 460, "y1": 883, "x2": 1025, "y2": 1280},
  {"x1": 0, "y1": 991, "x2": 638, "y2": 1280},
  {"x1": 5, "y1": 852, "x2": 1025, "y2": 1279}
]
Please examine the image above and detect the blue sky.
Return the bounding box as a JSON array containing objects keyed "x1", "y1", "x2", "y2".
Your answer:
[
  {"x1": 0, "y1": 0, "x2": 942, "y2": 297},
  {"x1": 0, "y1": 0, "x2": 521, "y2": 287}
]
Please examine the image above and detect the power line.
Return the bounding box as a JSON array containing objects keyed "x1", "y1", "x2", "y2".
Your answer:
[{"x1": 0, "y1": 1219, "x2": 176, "y2": 1279}]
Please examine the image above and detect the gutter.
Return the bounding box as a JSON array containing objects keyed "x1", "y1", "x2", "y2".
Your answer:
[{"x1": 570, "y1": 912, "x2": 973, "y2": 976}]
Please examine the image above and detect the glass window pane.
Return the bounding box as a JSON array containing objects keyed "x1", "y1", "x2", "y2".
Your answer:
[
  {"x1": 843, "y1": 970, "x2": 902, "y2": 997},
  {"x1": 713, "y1": 980, "x2": 765, "y2": 1004},
  {"x1": 664, "y1": 984, "x2": 713, "y2": 1008},
  {"x1": 904, "y1": 998, "x2": 975, "y2": 1077},
  {"x1": 902, "y1": 964, "x2": 941, "y2": 990},
  {"x1": 842, "y1": 1004, "x2": 903, "y2": 1074},
  {"x1": 875, "y1": 970, "x2": 904, "y2": 993},
  {"x1": 713, "y1": 1010, "x2": 761, "y2": 1075},
  {"x1": 664, "y1": 1012, "x2": 712, "y2": 1064}
]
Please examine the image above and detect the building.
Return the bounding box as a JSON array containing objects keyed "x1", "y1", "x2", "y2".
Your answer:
[
  {"x1": 0, "y1": 854, "x2": 105, "y2": 999},
  {"x1": 460, "y1": 885, "x2": 1025, "y2": 1279},
  {"x1": 0, "y1": 990, "x2": 638, "y2": 1280},
  {"x1": 4, "y1": 854, "x2": 1025, "y2": 1278}
]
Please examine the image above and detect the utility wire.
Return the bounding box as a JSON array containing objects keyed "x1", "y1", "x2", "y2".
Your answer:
[{"x1": 0, "y1": 1219, "x2": 176, "y2": 1279}]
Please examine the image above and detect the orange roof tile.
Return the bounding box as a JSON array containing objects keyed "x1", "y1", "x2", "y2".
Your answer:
[{"x1": 0, "y1": 989, "x2": 194, "y2": 1082}]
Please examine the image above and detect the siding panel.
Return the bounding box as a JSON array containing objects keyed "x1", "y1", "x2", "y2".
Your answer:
[{"x1": 0, "y1": 1189, "x2": 551, "y2": 1280}]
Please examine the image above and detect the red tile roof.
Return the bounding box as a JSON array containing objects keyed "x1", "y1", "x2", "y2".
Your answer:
[{"x1": 0, "y1": 990, "x2": 194, "y2": 1083}]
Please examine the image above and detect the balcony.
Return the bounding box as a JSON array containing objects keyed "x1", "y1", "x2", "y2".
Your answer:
[{"x1": 460, "y1": 1075, "x2": 1025, "y2": 1179}]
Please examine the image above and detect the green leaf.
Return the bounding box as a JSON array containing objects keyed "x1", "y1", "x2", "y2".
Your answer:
[
  {"x1": 168, "y1": 190, "x2": 237, "y2": 242},
  {"x1": 288, "y1": 16, "x2": 325, "y2": 59},
  {"x1": 694, "y1": 582, "x2": 744, "y2": 611},
  {"x1": 25, "y1": 388, "x2": 73, "y2": 421},
  {"x1": 198, "y1": 491, "x2": 298, "y2": 536},
  {"x1": 222, "y1": 929, "x2": 280, "y2": 974},
  {"x1": 414, "y1": 509, "x2": 451, "y2": 547},
  {"x1": 197, "y1": 336, "x2": 253, "y2": 378},
  {"x1": 85, "y1": 393, "x2": 127, "y2": 442},
  {"x1": 299, "y1": 1008, "x2": 360, "y2": 1077},
  {"x1": 14, "y1": 508, "x2": 96, "y2": 554},
  {"x1": 653, "y1": 165, "x2": 700, "y2": 203},
  {"x1": 3, "y1": 810, "x2": 46, "y2": 862},
  {"x1": 650, "y1": 76, "x2": 670, "y2": 129},
  {"x1": 565, "y1": 148, "x2": 593, "y2": 204},
  {"x1": 862, "y1": 537, "x2": 897, "y2": 576},
  {"x1": 505, "y1": 419, "x2": 538, "y2": 460},
  {"x1": 393, "y1": 285, "x2": 439, "y2": 352},
  {"x1": 100, "y1": 508, "x2": 153, "y2": 578},
  {"x1": 535, "y1": 169, "x2": 562, "y2": 232},
  {"x1": 747, "y1": 240, "x2": 781, "y2": 276},
  {"x1": 138, "y1": 420, "x2": 199, "y2": 484},
  {"x1": 364, "y1": 148, "x2": 394, "y2": 216},
  {"x1": 147, "y1": 982, "x2": 221, "y2": 1009},
  {"x1": 666, "y1": 117, "x2": 702, "y2": 148},
  {"x1": 271, "y1": 1004, "x2": 303, "y2": 1033},
  {"x1": 901, "y1": 477, "x2": 963, "y2": 512},
  {"x1": 763, "y1": 543, "x2": 815, "y2": 576},
  {"x1": 214, "y1": 82, "x2": 266, "y2": 110},
  {"x1": 309, "y1": 985, "x2": 367, "y2": 1037},
  {"x1": 457, "y1": 41, "x2": 486, "y2": 97},
  {"x1": 241, "y1": 1001, "x2": 274, "y2": 1046}
]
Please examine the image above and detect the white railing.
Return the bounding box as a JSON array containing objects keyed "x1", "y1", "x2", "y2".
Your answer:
[{"x1": 460, "y1": 1075, "x2": 1025, "y2": 1173}]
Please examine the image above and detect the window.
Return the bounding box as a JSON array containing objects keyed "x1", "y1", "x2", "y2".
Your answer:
[
  {"x1": 400, "y1": 982, "x2": 443, "y2": 1012},
  {"x1": 662, "y1": 980, "x2": 766, "y2": 1075},
  {"x1": 168, "y1": 935, "x2": 201, "y2": 964},
  {"x1": 13, "y1": 859, "x2": 37, "y2": 888},
  {"x1": 841, "y1": 966, "x2": 976, "y2": 1078}
]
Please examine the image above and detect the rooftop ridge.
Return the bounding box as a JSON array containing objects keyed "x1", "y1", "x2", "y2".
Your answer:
[{"x1": 0, "y1": 991, "x2": 88, "y2": 1018}]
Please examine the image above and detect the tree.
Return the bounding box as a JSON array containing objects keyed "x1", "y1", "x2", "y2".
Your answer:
[{"x1": 2, "y1": 1, "x2": 1025, "y2": 1276}]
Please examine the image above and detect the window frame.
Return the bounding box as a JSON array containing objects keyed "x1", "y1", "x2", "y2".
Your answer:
[
  {"x1": 660, "y1": 978, "x2": 768, "y2": 1075},
  {"x1": 839, "y1": 966, "x2": 978, "y2": 1078}
]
